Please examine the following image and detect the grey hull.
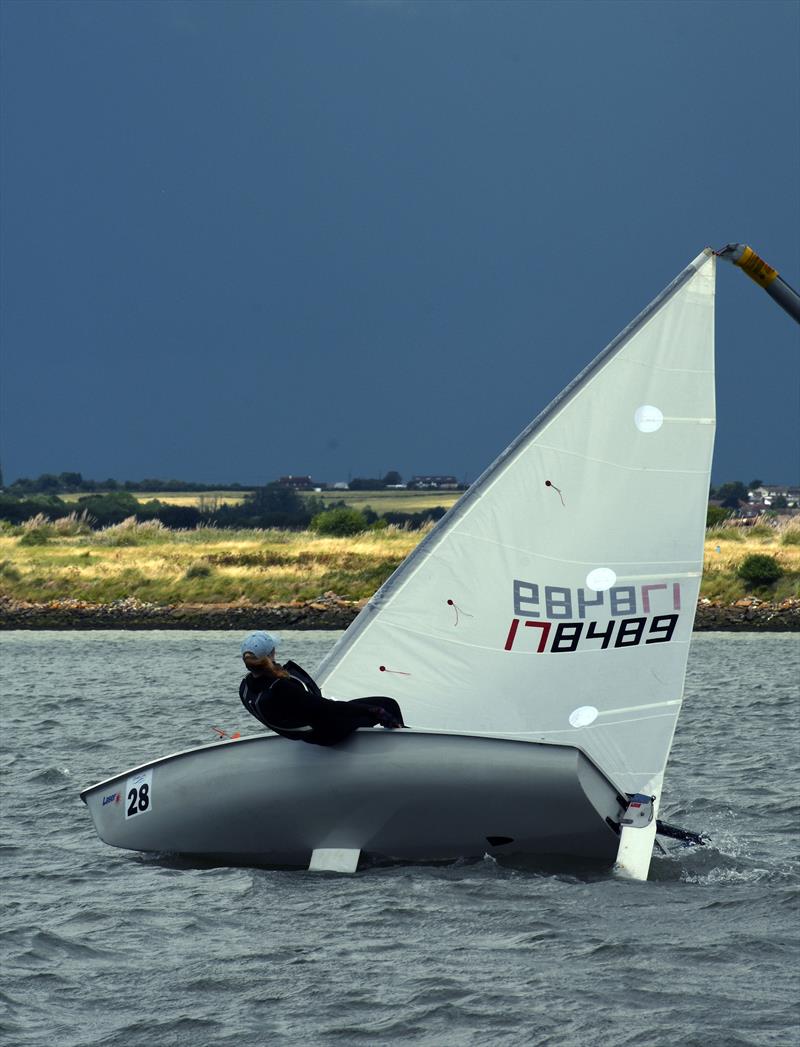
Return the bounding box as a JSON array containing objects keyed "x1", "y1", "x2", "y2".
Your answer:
[{"x1": 81, "y1": 729, "x2": 626, "y2": 867}]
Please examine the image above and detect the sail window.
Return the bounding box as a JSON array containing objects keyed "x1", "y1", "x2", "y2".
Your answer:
[
  {"x1": 569, "y1": 706, "x2": 599, "y2": 728},
  {"x1": 585, "y1": 568, "x2": 617, "y2": 592},
  {"x1": 634, "y1": 405, "x2": 664, "y2": 433}
]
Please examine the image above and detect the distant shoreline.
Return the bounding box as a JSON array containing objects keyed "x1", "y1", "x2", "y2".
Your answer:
[{"x1": 1, "y1": 597, "x2": 798, "y2": 631}]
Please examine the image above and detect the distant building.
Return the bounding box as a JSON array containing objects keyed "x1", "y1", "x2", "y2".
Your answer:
[
  {"x1": 409, "y1": 475, "x2": 459, "y2": 489},
  {"x1": 277, "y1": 475, "x2": 314, "y2": 490},
  {"x1": 748, "y1": 484, "x2": 800, "y2": 508}
]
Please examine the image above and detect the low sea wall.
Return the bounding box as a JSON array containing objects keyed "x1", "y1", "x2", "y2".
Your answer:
[{"x1": 1, "y1": 596, "x2": 798, "y2": 631}]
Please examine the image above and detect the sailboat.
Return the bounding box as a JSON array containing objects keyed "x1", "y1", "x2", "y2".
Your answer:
[{"x1": 81, "y1": 249, "x2": 717, "y2": 880}]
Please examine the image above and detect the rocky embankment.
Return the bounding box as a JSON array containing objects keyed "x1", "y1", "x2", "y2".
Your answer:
[
  {"x1": 694, "y1": 597, "x2": 799, "y2": 631},
  {"x1": 1, "y1": 594, "x2": 798, "y2": 631},
  {"x1": 0, "y1": 593, "x2": 361, "y2": 631}
]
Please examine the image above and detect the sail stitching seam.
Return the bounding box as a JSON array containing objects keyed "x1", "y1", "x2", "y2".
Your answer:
[
  {"x1": 449, "y1": 532, "x2": 704, "y2": 570},
  {"x1": 531, "y1": 443, "x2": 713, "y2": 474}
]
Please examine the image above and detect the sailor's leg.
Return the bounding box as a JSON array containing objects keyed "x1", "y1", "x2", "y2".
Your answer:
[{"x1": 347, "y1": 696, "x2": 406, "y2": 727}]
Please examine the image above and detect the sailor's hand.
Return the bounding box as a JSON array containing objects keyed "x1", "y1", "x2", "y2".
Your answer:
[{"x1": 375, "y1": 709, "x2": 401, "y2": 729}]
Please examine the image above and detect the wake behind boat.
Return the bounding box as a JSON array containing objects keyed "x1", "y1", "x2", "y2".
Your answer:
[{"x1": 84, "y1": 247, "x2": 788, "y2": 878}]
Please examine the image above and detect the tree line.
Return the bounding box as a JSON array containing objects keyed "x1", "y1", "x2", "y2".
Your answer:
[
  {"x1": 2, "y1": 469, "x2": 465, "y2": 495},
  {"x1": 0, "y1": 485, "x2": 448, "y2": 533},
  {"x1": 3, "y1": 472, "x2": 251, "y2": 495},
  {"x1": 1, "y1": 472, "x2": 783, "y2": 533}
]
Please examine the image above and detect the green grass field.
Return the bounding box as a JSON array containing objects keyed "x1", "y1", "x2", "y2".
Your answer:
[
  {"x1": 303, "y1": 489, "x2": 462, "y2": 513},
  {"x1": 0, "y1": 523, "x2": 423, "y2": 605},
  {"x1": 1, "y1": 516, "x2": 798, "y2": 608},
  {"x1": 58, "y1": 489, "x2": 462, "y2": 513},
  {"x1": 59, "y1": 490, "x2": 250, "y2": 508}
]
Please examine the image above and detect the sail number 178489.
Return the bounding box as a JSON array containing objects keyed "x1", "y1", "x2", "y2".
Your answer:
[
  {"x1": 504, "y1": 614, "x2": 679, "y2": 653},
  {"x1": 504, "y1": 579, "x2": 681, "y2": 654}
]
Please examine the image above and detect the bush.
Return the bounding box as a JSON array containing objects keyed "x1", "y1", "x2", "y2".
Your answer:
[
  {"x1": 706, "y1": 524, "x2": 745, "y2": 543},
  {"x1": 93, "y1": 516, "x2": 145, "y2": 546},
  {"x1": 21, "y1": 512, "x2": 52, "y2": 531},
  {"x1": 706, "y1": 506, "x2": 730, "y2": 528},
  {"x1": 210, "y1": 487, "x2": 313, "y2": 530},
  {"x1": 382, "y1": 506, "x2": 447, "y2": 530},
  {"x1": 53, "y1": 511, "x2": 94, "y2": 536},
  {"x1": 737, "y1": 553, "x2": 783, "y2": 587},
  {"x1": 780, "y1": 526, "x2": 800, "y2": 546},
  {"x1": 184, "y1": 561, "x2": 213, "y2": 579},
  {"x1": 0, "y1": 559, "x2": 22, "y2": 580},
  {"x1": 311, "y1": 508, "x2": 367, "y2": 537},
  {"x1": 130, "y1": 518, "x2": 167, "y2": 537},
  {"x1": 143, "y1": 502, "x2": 203, "y2": 529},
  {"x1": 747, "y1": 524, "x2": 777, "y2": 539},
  {"x1": 76, "y1": 492, "x2": 141, "y2": 527},
  {"x1": 713, "y1": 481, "x2": 749, "y2": 508},
  {"x1": 18, "y1": 516, "x2": 52, "y2": 544},
  {"x1": 0, "y1": 493, "x2": 68, "y2": 524},
  {"x1": 18, "y1": 530, "x2": 50, "y2": 546}
]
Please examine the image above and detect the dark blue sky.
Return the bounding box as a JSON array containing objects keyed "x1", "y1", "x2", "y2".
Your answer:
[{"x1": 2, "y1": 0, "x2": 798, "y2": 487}]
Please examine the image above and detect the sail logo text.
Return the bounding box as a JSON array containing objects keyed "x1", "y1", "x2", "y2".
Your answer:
[
  {"x1": 505, "y1": 579, "x2": 681, "y2": 654},
  {"x1": 512, "y1": 580, "x2": 681, "y2": 620}
]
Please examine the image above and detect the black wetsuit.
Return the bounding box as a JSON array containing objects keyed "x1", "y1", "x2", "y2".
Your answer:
[{"x1": 239, "y1": 660, "x2": 405, "y2": 747}]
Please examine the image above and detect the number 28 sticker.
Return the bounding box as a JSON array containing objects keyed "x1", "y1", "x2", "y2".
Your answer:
[{"x1": 125, "y1": 769, "x2": 153, "y2": 819}]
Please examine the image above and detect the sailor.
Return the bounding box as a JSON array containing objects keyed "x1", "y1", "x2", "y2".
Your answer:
[{"x1": 239, "y1": 631, "x2": 406, "y2": 746}]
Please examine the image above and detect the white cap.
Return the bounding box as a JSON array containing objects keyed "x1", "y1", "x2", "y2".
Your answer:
[{"x1": 240, "y1": 631, "x2": 279, "y2": 659}]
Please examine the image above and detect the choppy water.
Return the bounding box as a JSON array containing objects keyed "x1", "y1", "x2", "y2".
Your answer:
[{"x1": 1, "y1": 631, "x2": 798, "y2": 1047}]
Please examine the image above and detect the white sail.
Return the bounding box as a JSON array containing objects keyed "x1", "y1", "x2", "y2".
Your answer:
[{"x1": 317, "y1": 251, "x2": 716, "y2": 796}]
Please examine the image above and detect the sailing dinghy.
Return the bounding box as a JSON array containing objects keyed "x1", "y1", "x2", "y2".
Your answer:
[{"x1": 81, "y1": 249, "x2": 716, "y2": 879}]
